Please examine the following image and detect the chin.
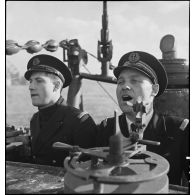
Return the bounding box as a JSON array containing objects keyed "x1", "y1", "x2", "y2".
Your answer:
[
  {"x1": 31, "y1": 101, "x2": 42, "y2": 107},
  {"x1": 120, "y1": 105, "x2": 134, "y2": 115},
  {"x1": 32, "y1": 102, "x2": 40, "y2": 107},
  {"x1": 124, "y1": 110, "x2": 134, "y2": 116}
]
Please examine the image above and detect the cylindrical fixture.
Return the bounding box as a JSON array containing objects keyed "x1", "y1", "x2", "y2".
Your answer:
[
  {"x1": 101, "y1": 60, "x2": 109, "y2": 77},
  {"x1": 107, "y1": 134, "x2": 123, "y2": 165},
  {"x1": 67, "y1": 76, "x2": 82, "y2": 109},
  {"x1": 93, "y1": 181, "x2": 104, "y2": 193},
  {"x1": 160, "y1": 34, "x2": 176, "y2": 59}
]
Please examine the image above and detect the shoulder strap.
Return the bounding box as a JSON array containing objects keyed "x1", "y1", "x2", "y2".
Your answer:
[
  {"x1": 77, "y1": 111, "x2": 89, "y2": 119},
  {"x1": 179, "y1": 119, "x2": 189, "y2": 131},
  {"x1": 164, "y1": 115, "x2": 189, "y2": 138}
]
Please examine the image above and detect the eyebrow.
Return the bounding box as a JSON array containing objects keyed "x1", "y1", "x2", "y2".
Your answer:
[
  {"x1": 118, "y1": 74, "x2": 140, "y2": 80},
  {"x1": 30, "y1": 76, "x2": 45, "y2": 81}
]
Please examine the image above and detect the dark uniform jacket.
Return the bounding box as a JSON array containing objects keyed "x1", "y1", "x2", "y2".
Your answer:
[
  {"x1": 96, "y1": 112, "x2": 189, "y2": 185},
  {"x1": 28, "y1": 96, "x2": 97, "y2": 167}
]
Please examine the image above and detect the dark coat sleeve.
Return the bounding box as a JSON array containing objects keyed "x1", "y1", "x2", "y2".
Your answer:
[
  {"x1": 164, "y1": 116, "x2": 190, "y2": 185},
  {"x1": 96, "y1": 118, "x2": 115, "y2": 147},
  {"x1": 71, "y1": 111, "x2": 98, "y2": 149},
  {"x1": 45, "y1": 113, "x2": 98, "y2": 167},
  {"x1": 29, "y1": 108, "x2": 98, "y2": 166},
  {"x1": 181, "y1": 123, "x2": 190, "y2": 181}
]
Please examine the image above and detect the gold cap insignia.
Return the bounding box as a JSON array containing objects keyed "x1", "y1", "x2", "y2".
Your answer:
[
  {"x1": 32, "y1": 58, "x2": 40, "y2": 65},
  {"x1": 128, "y1": 52, "x2": 140, "y2": 63}
]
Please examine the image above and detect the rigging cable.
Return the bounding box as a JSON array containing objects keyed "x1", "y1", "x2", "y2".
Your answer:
[
  {"x1": 86, "y1": 51, "x2": 99, "y2": 61},
  {"x1": 81, "y1": 60, "x2": 119, "y2": 107}
]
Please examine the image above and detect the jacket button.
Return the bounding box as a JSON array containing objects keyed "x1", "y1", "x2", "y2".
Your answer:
[
  {"x1": 52, "y1": 160, "x2": 56, "y2": 164},
  {"x1": 33, "y1": 155, "x2": 36, "y2": 159}
]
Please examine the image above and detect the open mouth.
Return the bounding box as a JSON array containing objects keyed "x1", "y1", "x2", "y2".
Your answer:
[
  {"x1": 31, "y1": 94, "x2": 38, "y2": 97},
  {"x1": 122, "y1": 95, "x2": 133, "y2": 101}
]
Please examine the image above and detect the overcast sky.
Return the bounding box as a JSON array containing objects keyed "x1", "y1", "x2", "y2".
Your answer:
[{"x1": 6, "y1": 1, "x2": 189, "y2": 76}]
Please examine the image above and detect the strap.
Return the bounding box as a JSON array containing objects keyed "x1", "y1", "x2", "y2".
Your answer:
[
  {"x1": 77, "y1": 111, "x2": 89, "y2": 119},
  {"x1": 179, "y1": 119, "x2": 189, "y2": 131}
]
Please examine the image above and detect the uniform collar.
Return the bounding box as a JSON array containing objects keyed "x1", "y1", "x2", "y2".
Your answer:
[
  {"x1": 39, "y1": 96, "x2": 64, "y2": 122},
  {"x1": 125, "y1": 115, "x2": 133, "y2": 132}
]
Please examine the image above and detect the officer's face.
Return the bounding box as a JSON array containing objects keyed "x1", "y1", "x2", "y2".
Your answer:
[
  {"x1": 116, "y1": 69, "x2": 155, "y2": 115},
  {"x1": 29, "y1": 72, "x2": 56, "y2": 108}
]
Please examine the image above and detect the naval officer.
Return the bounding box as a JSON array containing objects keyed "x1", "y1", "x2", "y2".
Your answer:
[
  {"x1": 97, "y1": 51, "x2": 189, "y2": 185},
  {"x1": 23, "y1": 54, "x2": 97, "y2": 167}
]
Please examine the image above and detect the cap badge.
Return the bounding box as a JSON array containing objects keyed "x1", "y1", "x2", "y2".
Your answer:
[
  {"x1": 32, "y1": 58, "x2": 40, "y2": 65},
  {"x1": 128, "y1": 52, "x2": 140, "y2": 63}
]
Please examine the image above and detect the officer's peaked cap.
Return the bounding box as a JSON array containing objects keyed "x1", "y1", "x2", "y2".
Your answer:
[
  {"x1": 114, "y1": 51, "x2": 168, "y2": 96},
  {"x1": 24, "y1": 54, "x2": 72, "y2": 88}
]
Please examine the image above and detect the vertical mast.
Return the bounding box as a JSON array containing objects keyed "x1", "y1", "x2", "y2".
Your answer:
[{"x1": 97, "y1": 1, "x2": 113, "y2": 76}]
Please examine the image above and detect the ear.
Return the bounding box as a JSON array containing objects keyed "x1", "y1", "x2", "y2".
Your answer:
[
  {"x1": 53, "y1": 81, "x2": 61, "y2": 92},
  {"x1": 151, "y1": 84, "x2": 159, "y2": 97}
]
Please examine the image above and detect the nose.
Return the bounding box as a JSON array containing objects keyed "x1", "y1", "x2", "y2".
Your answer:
[
  {"x1": 29, "y1": 80, "x2": 35, "y2": 90},
  {"x1": 124, "y1": 85, "x2": 131, "y2": 90},
  {"x1": 122, "y1": 83, "x2": 131, "y2": 90}
]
